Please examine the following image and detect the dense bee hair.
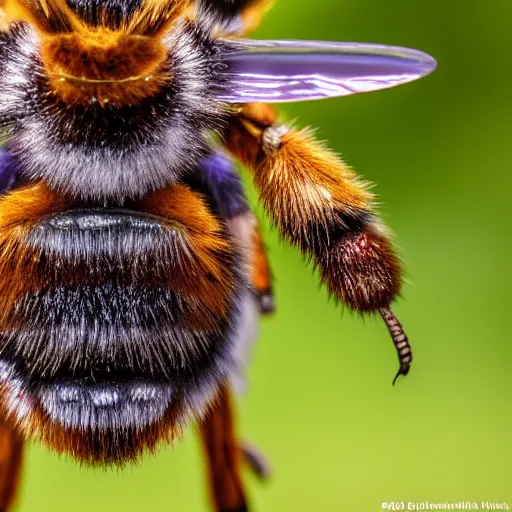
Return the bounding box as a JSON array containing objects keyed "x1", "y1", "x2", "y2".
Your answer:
[
  {"x1": 197, "y1": 0, "x2": 254, "y2": 18},
  {"x1": 0, "y1": 0, "x2": 267, "y2": 468},
  {"x1": 65, "y1": 0, "x2": 143, "y2": 27},
  {"x1": 0, "y1": 18, "x2": 231, "y2": 200},
  {"x1": 0, "y1": 0, "x2": 422, "y2": 508},
  {"x1": 0, "y1": 176, "x2": 261, "y2": 464}
]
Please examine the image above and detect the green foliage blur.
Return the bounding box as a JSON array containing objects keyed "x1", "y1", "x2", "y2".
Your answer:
[{"x1": 18, "y1": 0, "x2": 512, "y2": 511}]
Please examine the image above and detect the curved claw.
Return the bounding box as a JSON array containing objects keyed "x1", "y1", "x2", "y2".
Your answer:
[{"x1": 392, "y1": 364, "x2": 411, "y2": 386}]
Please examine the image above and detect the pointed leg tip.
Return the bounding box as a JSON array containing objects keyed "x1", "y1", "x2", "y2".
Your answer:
[
  {"x1": 392, "y1": 366, "x2": 411, "y2": 386},
  {"x1": 241, "y1": 443, "x2": 272, "y2": 480}
]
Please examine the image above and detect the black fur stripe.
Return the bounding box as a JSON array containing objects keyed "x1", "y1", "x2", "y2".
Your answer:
[
  {"x1": 198, "y1": 0, "x2": 255, "y2": 18},
  {"x1": 2, "y1": 283, "x2": 230, "y2": 380},
  {"x1": 307, "y1": 207, "x2": 373, "y2": 257},
  {"x1": 65, "y1": 0, "x2": 143, "y2": 28}
]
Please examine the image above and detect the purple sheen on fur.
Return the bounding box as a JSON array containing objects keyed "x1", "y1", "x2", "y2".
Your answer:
[
  {"x1": 0, "y1": 148, "x2": 18, "y2": 194},
  {"x1": 197, "y1": 152, "x2": 249, "y2": 219}
]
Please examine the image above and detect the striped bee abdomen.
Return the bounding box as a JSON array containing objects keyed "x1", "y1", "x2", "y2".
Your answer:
[{"x1": 0, "y1": 182, "x2": 250, "y2": 465}]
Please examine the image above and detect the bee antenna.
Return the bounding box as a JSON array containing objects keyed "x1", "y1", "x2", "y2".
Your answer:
[{"x1": 379, "y1": 307, "x2": 412, "y2": 386}]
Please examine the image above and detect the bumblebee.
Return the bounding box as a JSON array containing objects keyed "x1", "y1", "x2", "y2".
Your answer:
[{"x1": 0, "y1": 0, "x2": 435, "y2": 510}]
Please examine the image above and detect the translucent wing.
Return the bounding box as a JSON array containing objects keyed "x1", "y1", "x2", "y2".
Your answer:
[{"x1": 218, "y1": 39, "x2": 437, "y2": 103}]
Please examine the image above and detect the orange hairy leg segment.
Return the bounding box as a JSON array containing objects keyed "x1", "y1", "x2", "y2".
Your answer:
[
  {"x1": 224, "y1": 209, "x2": 274, "y2": 313},
  {"x1": 223, "y1": 104, "x2": 404, "y2": 314},
  {"x1": 199, "y1": 385, "x2": 248, "y2": 512},
  {"x1": 225, "y1": 103, "x2": 278, "y2": 167},
  {"x1": 250, "y1": 221, "x2": 272, "y2": 295},
  {"x1": 224, "y1": 104, "x2": 410, "y2": 380},
  {"x1": 225, "y1": 105, "x2": 374, "y2": 248},
  {"x1": 255, "y1": 127, "x2": 374, "y2": 238},
  {"x1": 239, "y1": 0, "x2": 274, "y2": 33},
  {"x1": 0, "y1": 417, "x2": 23, "y2": 512},
  {"x1": 249, "y1": 220, "x2": 274, "y2": 314}
]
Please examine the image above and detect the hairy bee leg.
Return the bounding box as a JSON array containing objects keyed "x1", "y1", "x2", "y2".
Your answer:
[
  {"x1": 239, "y1": 0, "x2": 274, "y2": 33},
  {"x1": 249, "y1": 222, "x2": 274, "y2": 314},
  {"x1": 226, "y1": 212, "x2": 275, "y2": 315},
  {"x1": 199, "y1": 386, "x2": 248, "y2": 512},
  {"x1": 197, "y1": 0, "x2": 273, "y2": 34},
  {"x1": 195, "y1": 152, "x2": 275, "y2": 314},
  {"x1": 224, "y1": 104, "x2": 411, "y2": 383},
  {"x1": 0, "y1": 418, "x2": 23, "y2": 511},
  {"x1": 240, "y1": 442, "x2": 271, "y2": 480}
]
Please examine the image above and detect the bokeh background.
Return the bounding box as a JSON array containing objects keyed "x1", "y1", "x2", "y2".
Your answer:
[{"x1": 16, "y1": 0, "x2": 512, "y2": 510}]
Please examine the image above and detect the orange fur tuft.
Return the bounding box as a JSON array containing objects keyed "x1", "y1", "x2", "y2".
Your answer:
[
  {"x1": 0, "y1": 386, "x2": 184, "y2": 467},
  {"x1": 41, "y1": 30, "x2": 169, "y2": 105},
  {"x1": 0, "y1": 8, "x2": 10, "y2": 30},
  {"x1": 141, "y1": 184, "x2": 240, "y2": 328},
  {"x1": 1, "y1": 0, "x2": 191, "y2": 34},
  {"x1": 0, "y1": 182, "x2": 70, "y2": 326},
  {"x1": 1, "y1": 0, "x2": 76, "y2": 32},
  {"x1": 1, "y1": 0, "x2": 192, "y2": 105}
]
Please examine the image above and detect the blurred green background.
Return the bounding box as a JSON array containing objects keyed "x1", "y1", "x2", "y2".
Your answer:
[{"x1": 16, "y1": 0, "x2": 512, "y2": 511}]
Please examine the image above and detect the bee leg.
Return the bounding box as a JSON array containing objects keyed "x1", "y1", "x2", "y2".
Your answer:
[
  {"x1": 224, "y1": 211, "x2": 275, "y2": 315},
  {"x1": 195, "y1": 152, "x2": 275, "y2": 315},
  {"x1": 199, "y1": 386, "x2": 248, "y2": 512},
  {"x1": 239, "y1": 0, "x2": 274, "y2": 33},
  {"x1": 240, "y1": 442, "x2": 271, "y2": 480},
  {"x1": 248, "y1": 221, "x2": 274, "y2": 315},
  {"x1": 225, "y1": 104, "x2": 412, "y2": 383},
  {"x1": 0, "y1": 418, "x2": 23, "y2": 511},
  {"x1": 197, "y1": 0, "x2": 274, "y2": 34}
]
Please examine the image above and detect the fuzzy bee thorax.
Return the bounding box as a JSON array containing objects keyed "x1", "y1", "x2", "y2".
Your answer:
[
  {"x1": 40, "y1": 29, "x2": 170, "y2": 105},
  {"x1": 0, "y1": 0, "x2": 192, "y2": 105}
]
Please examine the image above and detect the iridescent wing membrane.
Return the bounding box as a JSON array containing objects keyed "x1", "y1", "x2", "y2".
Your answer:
[{"x1": 218, "y1": 39, "x2": 437, "y2": 102}]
